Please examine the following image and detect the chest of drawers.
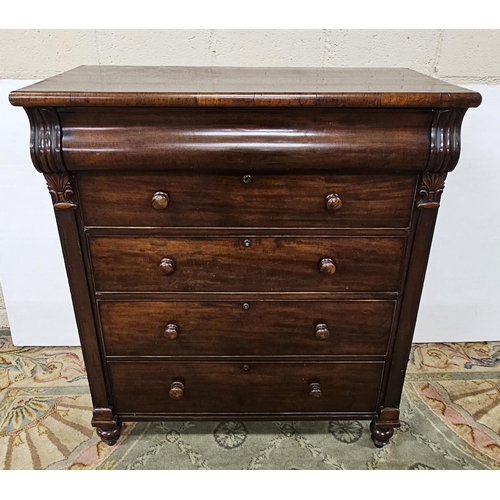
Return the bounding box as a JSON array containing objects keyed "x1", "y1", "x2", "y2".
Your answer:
[{"x1": 10, "y1": 66, "x2": 481, "y2": 447}]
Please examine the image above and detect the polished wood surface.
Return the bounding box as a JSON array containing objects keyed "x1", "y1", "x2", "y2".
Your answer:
[
  {"x1": 108, "y1": 361, "x2": 384, "y2": 414},
  {"x1": 9, "y1": 66, "x2": 482, "y2": 108},
  {"x1": 98, "y1": 300, "x2": 395, "y2": 357},
  {"x1": 78, "y1": 173, "x2": 416, "y2": 229},
  {"x1": 11, "y1": 66, "x2": 480, "y2": 447},
  {"x1": 59, "y1": 108, "x2": 433, "y2": 171},
  {"x1": 89, "y1": 236, "x2": 405, "y2": 293}
]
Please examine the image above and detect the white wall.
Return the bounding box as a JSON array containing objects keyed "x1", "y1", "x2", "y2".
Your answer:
[
  {"x1": 416, "y1": 84, "x2": 500, "y2": 342},
  {"x1": 1, "y1": 30, "x2": 499, "y2": 84},
  {"x1": 0, "y1": 80, "x2": 79, "y2": 346},
  {"x1": 1, "y1": 79, "x2": 498, "y2": 346}
]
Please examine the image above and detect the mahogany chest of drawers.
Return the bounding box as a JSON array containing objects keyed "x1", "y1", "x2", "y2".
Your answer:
[{"x1": 10, "y1": 66, "x2": 481, "y2": 447}]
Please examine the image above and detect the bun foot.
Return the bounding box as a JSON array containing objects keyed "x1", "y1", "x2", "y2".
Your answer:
[
  {"x1": 96, "y1": 421, "x2": 122, "y2": 446},
  {"x1": 370, "y1": 407, "x2": 400, "y2": 448},
  {"x1": 92, "y1": 407, "x2": 122, "y2": 446},
  {"x1": 370, "y1": 420, "x2": 394, "y2": 447}
]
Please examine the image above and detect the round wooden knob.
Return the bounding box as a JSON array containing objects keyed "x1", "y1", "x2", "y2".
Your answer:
[
  {"x1": 152, "y1": 191, "x2": 170, "y2": 210},
  {"x1": 164, "y1": 323, "x2": 179, "y2": 340},
  {"x1": 319, "y1": 258, "x2": 336, "y2": 275},
  {"x1": 159, "y1": 257, "x2": 176, "y2": 275},
  {"x1": 315, "y1": 323, "x2": 330, "y2": 340},
  {"x1": 325, "y1": 193, "x2": 342, "y2": 212},
  {"x1": 169, "y1": 381, "x2": 184, "y2": 399},
  {"x1": 309, "y1": 382, "x2": 322, "y2": 398}
]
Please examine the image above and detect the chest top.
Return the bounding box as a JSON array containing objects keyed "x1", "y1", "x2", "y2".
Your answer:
[
  {"x1": 9, "y1": 65, "x2": 481, "y2": 108},
  {"x1": 9, "y1": 66, "x2": 482, "y2": 176}
]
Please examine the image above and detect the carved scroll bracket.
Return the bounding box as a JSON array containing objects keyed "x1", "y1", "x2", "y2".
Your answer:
[
  {"x1": 417, "y1": 173, "x2": 447, "y2": 210},
  {"x1": 426, "y1": 108, "x2": 466, "y2": 173},
  {"x1": 44, "y1": 173, "x2": 77, "y2": 209},
  {"x1": 25, "y1": 107, "x2": 66, "y2": 174}
]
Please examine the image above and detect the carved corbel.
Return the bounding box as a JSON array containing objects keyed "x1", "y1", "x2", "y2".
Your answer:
[
  {"x1": 44, "y1": 173, "x2": 77, "y2": 209},
  {"x1": 417, "y1": 172, "x2": 447, "y2": 210},
  {"x1": 426, "y1": 108, "x2": 466, "y2": 173},
  {"x1": 25, "y1": 108, "x2": 77, "y2": 209},
  {"x1": 25, "y1": 107, "x2": 66, "y2": 174}
]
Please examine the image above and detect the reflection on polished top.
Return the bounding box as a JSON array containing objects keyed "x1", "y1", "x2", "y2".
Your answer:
[{"x1": 9, "y1": 66, "x2": 482, "y2": 108}]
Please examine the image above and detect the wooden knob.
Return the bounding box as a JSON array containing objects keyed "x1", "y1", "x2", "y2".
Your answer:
[
  {"x1": 169, "y1": 381, "x2": 184, "y2": 399},
  {"x1": 325, "y1": 193, "x2": 342, "y2": 212},
  {"x1": 159, "y1": 257, "x2": 176, "y2": 275},
  {"x1": 315, "y1": 323, "x2": 330, "y2": 340},
  {"x1": 309, "y1": 382, "x2": 322, "y2": 398},
  {"x1": 152, "y1": 191, "x2": 170, "y2": 210},
  {"x1": 164, "y1": 323, "x2": 179, "y2": 340},
  {"x1": 319, "y1": 258, "x2": 336, "y2": 275}
]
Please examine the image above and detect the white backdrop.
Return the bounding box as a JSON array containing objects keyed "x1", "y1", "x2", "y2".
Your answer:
[{"x1": 0, "y1": 80, "x2": 498, "y2": 345}]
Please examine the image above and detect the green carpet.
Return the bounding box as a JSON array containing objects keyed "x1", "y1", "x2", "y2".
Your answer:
[{"x1": 1, "y1": 328, "x2": 499, "y2": 470}]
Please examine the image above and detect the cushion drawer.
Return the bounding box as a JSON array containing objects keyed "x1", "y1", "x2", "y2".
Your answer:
[
  {"x1": 99, "y1": 299, "x2": 395, "y2": 357},
  {"x1": 78, "y1": 173, "x2": 416, "y2": 229},
  {"x1": 108, "y1": 361, "x2": 384, "y2": 415},
  {"x1": 89, "y1": 236, "x2": 405, "y2": 293}
]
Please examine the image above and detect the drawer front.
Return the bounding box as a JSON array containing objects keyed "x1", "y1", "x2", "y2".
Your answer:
[
  {"x1": 90, "y1": 236, "x2": 405, "y2": 292},
  {"x1": 100, "y1": 300, "x2": 395, "y2": 357},
  {"x1": 109, "y1": 361, "x2": 384, "y2": 414},
  {"x1": 78, "y1": 173, "x2": 416, "y2": 229}
]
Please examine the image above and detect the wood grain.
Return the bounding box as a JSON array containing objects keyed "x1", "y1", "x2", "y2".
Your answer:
[
  {"x1": 9, "y1": 66, "x2": 481, "y2": 108},
  {"x1": 108, "y1": 361, "x2": 384, "y2": 414},
  {"x1": 99, "y1": 299, "x2": 395, "y2": 357},
  {"x1": 59, "y1": 107, "x2": 433, "y2": 171},
  {"x1": 78, "y1": 173, "x2": 417, "y2": 229},
  {"x1": 89, "y1": 236, "x2": 406, "y2": 293}
]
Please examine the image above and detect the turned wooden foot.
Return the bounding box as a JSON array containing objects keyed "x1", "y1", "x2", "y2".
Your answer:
[
  {"x1": 370, "y1": 407, "x2": 400, "y2": 448},
  {"x1": 370, "y1": 420, "x2": 394, "y2": 447},
  {"x1": 96, "y1": 421, "x2": 122, "y2": 445},
  {"x1": 92, "y1": 407, "x2": 122, "y2": 445}
]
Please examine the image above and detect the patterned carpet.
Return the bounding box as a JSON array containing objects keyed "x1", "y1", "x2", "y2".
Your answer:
[{"x1": 0, "y1": 327, "x2": 499, "y2": 469}]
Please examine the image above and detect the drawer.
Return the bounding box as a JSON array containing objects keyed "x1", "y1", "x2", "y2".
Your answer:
[
  {"x1": 78, "y1": 173, "x2": 416, "y2": 229},
  {"x1": 108, "y1": 361, "x2": 384, "y2": 414},
  {"x1": 100, "y1": 300, "x2": 395, "y2": 357},
  {"x1": 90, "y1": 236, "x2": 405, "y2": 293}
]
